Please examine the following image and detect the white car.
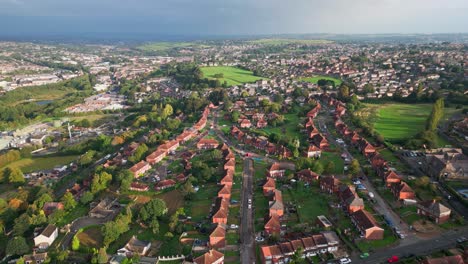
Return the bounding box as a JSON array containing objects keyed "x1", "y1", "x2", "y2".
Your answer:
[
  {"x1": 248, "y1": 198, "x2": 252, "y2": 204},
  {"x1": 340, "y1": 258, "x2": 352, "y2": 264},
  {"x1": 255, "y1": 236, "x2": 265, "y2": 242},
  {"x1": 230, "y1": 224, "x2": 239, "y2": 229},
  {"x1": 248, "y1": 204, "x2": 252, "y2": 209}
]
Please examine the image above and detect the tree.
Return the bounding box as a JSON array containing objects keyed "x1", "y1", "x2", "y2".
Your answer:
[
  {"x1": 80, "y1": 191, "x2": 94, "y2": 204},
  {"x1": 13, "y1": 213, "x2": 31, "y2": 236},
  {"x1": 111, "y1": 136, "x2": 125, "y2": 146},
  {"x1": 91, "y1": 171, "x2": 113, "y2": 194},
  {"x1": 72, "y1": 235, "x2": 80, "y2": 251},
  {"x1": 79, "y1": 151, "x2": 96, "y2": 166},
  {"x1": 210, "y1": 149, "x2": 223, "y2": 160},
  {"x1": 35, "y1": 193, "x2": 53, "y2": 209},
  {"x1": 349, "y1": 159, "x2": 361, "y2": 176},
  {"x1": 426, "y1": 98, "x2": 444, "y2": 131},
  {"x1": 97, "y1": 248, "x2": 108, "y2": 264},
  {"x1": 116, "y1": 170, "x2": 134, "y2": 192},
  {"x1": 312, "y1": 161, "x2": 324, "y2": 175},
  {"x1": 139, "y1": 199, "x2": 168, "y2": 222},
  {"x1": 324, "y1": 161, "x2": 335, "y2": 175},
  {"x1": 338, "y1": 84, "x2": 350, "y2": 100},
  {"x1": 161, "y1": 104, "x2": 174, "y2": 120},
  {"x1": 61, "y1": 191, "x2": 77, "y2": 210},
  {"x1": 4, "y1": 166, "x2": 24, "y2": 184},
  {"x1": 231, "y1": 110, "x2": 240, "y2": 122},
  {"x1": 6, "y1": 236, "x2": 29, "y2": 256},
  {"x1": 16, "y1": 257, "x2": 25, "y2": 264}
]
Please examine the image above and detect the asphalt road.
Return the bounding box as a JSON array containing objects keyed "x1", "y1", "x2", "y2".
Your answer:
[{"x1": 240, "y1": 158, "x2": 255, "y2": 264}]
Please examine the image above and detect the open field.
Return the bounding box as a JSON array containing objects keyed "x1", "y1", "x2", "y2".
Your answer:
[
  {"x1": 1, "y1": 155, "x2": 78, "y2": 173},
  {"x1": 287, "y1": 185, "x2": 329, "y2": 223},
  {"x1": 137, "y1": 42, "x2": 209, "y2": 52},
  {"x1": 365, "y1": 103, "x2": 459, "y2": 145},
  {"x1": 300, "y1": 76, "x2": 342, "y2": 86},
  {"x1": 200, "y1": 66, "x2": 268, "y2": 86},
  {"x1": 247, "y1": 39, "x2": 333, "y2": 45}
]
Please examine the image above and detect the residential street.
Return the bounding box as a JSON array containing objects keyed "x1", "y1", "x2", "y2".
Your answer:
[
  {"x1": 240, "y1": 158, "x2": 255, "y2": 264},
  {"x1": 354, "y1": 226, "x2": 468, "y2": 263}
]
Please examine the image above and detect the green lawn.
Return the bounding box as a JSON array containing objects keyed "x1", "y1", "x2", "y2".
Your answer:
[
  {"x1": 187, "y1": 183, "x2": 218, "y2": 222},
  {"x1": 368, "y1": 103, "x2": 459, "y2": 146},
  {"x1": 1, "y1": 155, "x2": 78, "y2": 173},
  {"x1": 200, "y1": 66, "x2": 268, "y2": 86},
  {"x1": 287, "y1": 185, "x2": 329, "y2": 223},
  {"x1": 321, "y1": 152, "x2": 345, "y2": 175},
  {"x1": 137, "y1": 42, "x2": 208, "y2": 52},
  {"x1": 300, "y1": 76, "x2": 342, "y2": 86},
  {"x1": 356, "y1": 229, "x2": 397, "y2": 252}
]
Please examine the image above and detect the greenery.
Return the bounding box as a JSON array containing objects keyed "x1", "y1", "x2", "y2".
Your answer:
[
  {"x1": 0, "y1": 155, "x2": 77, "y2": 174},
  {"x1": 300, "y1": 76, "x2": 342, "y2": 86},
  {"x1": 201, "y1": 66, "x2": 268, "y2": 86}
]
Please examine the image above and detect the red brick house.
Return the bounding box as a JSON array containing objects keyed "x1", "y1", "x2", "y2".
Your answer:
[
  {"x1": 296, "y1": 169, "x2": 319, "y2": 183},
  {"x1": 307, "y1": 126, "x2": 320, "y2": 139},
  {"x1": 268, "y1": 163, "x2": 286, "y2": 178},
  {"x1": 194, "y1": 249, "x2": 224, "y2": 264},
  {"x1": 350, "y1": 209, "x2": 384, "y2": 240},
  {"x1": 240, "y1": 119, "x2": 252, "y2": 128},
  {"x1": 311, "y1": 134, "x2": 329, "y2": 150},
  {"x1": 421, "y1": 254, "x2": 464, "y2": 264},
  {"x1": 384, "y1": 170, "x2": 401, "y2": 186},
  {"x1": 417, "y1": 200, "x2": 451, "y2": 224},
  {"x1": 209, "y1": 225, "x2": 226, "y2": 249},
  {"x1": 197, "y1": 138, "x2": 220, "y2": 149},
  {"x1": 220, "y1": 173, "x2": 233, "y2": 187},
  {"x1": 263, "y1": 177, "x2": 276, "y2": 196},
  {"x1": 305, "y1": 118, "x2": 315, "y2": 129},
  {"x1": 264, "y1": 213, "x2": 281, "y2": 236},
  {"x1": 390, "y1": 181, "x2": 416, "y2": 200},
  {"x1": 130, "y1": 182, "x2": 149, "y2": 192},
  {"x1": 257, "y1": 119, "x2": 268, "y2": 128},
  {"x1": 269, "y1": 190, "x2": 284, "y2": 217},
  {"x1": 359, "y1": 140, "x2": 376, "y2": 157},
  {"x1": 260, "y1": 245, "x2": 284, "y2": 264},
  {"x1": 320, "y1": 176, "x2": 341, "y2": 194},
  {"x1": 146, "y1": 150, "x2": 166, "y2": 165},
  {"x1": 159, "y1": 140, "x2": 180, "y2": 154},
  {"x1": 129, "y1": 161, "x2": 151, "y2": 178},
  {"x1": 218, "y1": 185, "x2": 232, "y2": 200},
  {"x1": 155, "y1": 179, "x2": 176, "y2": 191},
  {"x1": 223, "y1": 158, "x2": 236, "y2": 171},
  {"x1": 176, "y1": 131, "x2": 194, "y2": 144},
  {"x1": 306, "y1": 144, "x2": 322, "y2": 158},
  {"x1": 339, "y1": 185, "x2": 365, "y2": 213},
  {"x1": 212, "y1": 207, "x2": 228, "y2": 225}
]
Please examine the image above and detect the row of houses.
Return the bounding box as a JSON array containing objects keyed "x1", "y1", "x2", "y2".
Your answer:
[
  {"x1": 260, "y1": 231, "x2": 341, "y2": 264},
  {"x1": 231, "y1": 126, "x2": 292, "y2": 158},
  {"x1": 128, "y1": 106, "x2": 211, "y2": 178},
  {"x1": 304, "y1": 102, "x2": 329, "y2": 156},
  {"x1": 209, "y1": 144, "x2": 236, "y2": 250},
  {"x1": 329, "y1": 95, "x2": 452, "y2": 224},
  {"x1": 320, "y1": 175, "x2": 385, "y2": 240},
  {"x1": 262, "y1": 163, "x2": 288, "y2": 238}
]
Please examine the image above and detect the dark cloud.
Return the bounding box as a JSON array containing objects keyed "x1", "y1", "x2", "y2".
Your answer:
[{"x1": 0, "y1": 0, "x2": 467, "y2": 36}]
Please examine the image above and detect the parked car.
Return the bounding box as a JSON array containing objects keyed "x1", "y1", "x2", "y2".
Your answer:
[
  {"x1": 388, "y1": 256, "x2": 399, "y2": 263},
  {"x1": 360, "y1": 253, "x2": 369, "y2": 259},
  {"x1": 456, "y1": 236, "x2": 467, "y2": 243},
  {"x1": 230, "y1": 224, "x2": 239, "y2": 229},
  {"x1": 339, "y1": 258, "x2": 352, "y2": 264},
  {"x1": 255, "y1": 236, "x2": 265, "y2": 242}
]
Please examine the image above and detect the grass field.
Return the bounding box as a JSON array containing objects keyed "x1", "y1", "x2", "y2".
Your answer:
[
  {"x1": 366, "y1": 103, "x2": 459, "y2": 146},
  {"x1": 247, "y1": 39, "x2": 333, "y2": 45},
  {"x1": 300, "y1": 76, "x2": 342, "y2": 86},
  {"x1": 0, "y1": 155, "x2": 78, "y2": 173},
  {"x1": 200, "y1": 66, "x2": 268, "y2": 86},
  {"x1": 137, "y1": 42, "x2": 208, "y2": 52},
  {"x1": 287, "y1": 185, "x2": 329, "y2": 223}
]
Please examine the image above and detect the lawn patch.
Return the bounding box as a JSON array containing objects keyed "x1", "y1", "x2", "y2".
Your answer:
[{"x1": 200, "y1": 66, "x2": 268, "y2": 86}]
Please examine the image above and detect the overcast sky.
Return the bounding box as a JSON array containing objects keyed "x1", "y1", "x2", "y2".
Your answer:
[{"x1": 1, "y1": 0, "x2": 467, "y2": 36}]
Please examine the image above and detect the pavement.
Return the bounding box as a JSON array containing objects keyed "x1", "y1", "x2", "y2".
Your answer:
[{"x1": 240, "y1": 158, "x2": 255, "y2": 264}]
